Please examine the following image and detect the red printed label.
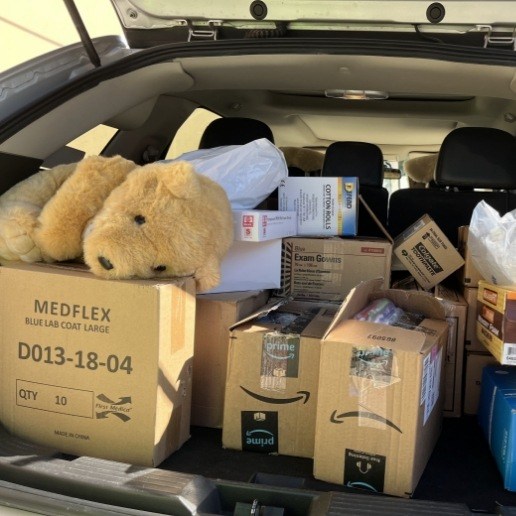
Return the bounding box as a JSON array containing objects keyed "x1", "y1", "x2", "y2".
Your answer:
[{"x1": 242, "y1": 215, "x2": 255, "y2": 228}]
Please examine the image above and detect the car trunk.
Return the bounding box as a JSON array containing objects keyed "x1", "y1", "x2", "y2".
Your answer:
[{"x1": 2, "y1": 1, "x2": 516, "y2": 514}]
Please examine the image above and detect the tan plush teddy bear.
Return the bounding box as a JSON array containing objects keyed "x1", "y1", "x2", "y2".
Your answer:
[
  {"x1": 0, "y1": 155, "x2": 136, "y2": 263},
  {"x1": 82, "y1": 160, "x2": 234, "y2": 291},
  {"x1": 0, "y1": 156, "x2": 233, "y2": 292}
]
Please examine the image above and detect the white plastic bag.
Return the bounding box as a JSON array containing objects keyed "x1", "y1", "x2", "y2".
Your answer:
[
  {"x1": 167, "y1": 138, "x2": 288, "y2": 209},
  {"x1": 469, "y1": 200, "x2": 516, "y2": 285}
]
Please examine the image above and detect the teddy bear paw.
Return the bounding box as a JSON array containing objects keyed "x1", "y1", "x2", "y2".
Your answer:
[
  {"x1": 194, "y1": 260, "x2": 221, "y2": 293},
  {"x1": 0, "y1": 219, "x2": 41, "y2": 262}
]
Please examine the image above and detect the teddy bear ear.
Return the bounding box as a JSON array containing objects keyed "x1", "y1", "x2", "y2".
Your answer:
[{"x1": 158, "y1": 161, "x2": 201, "y2": 199}]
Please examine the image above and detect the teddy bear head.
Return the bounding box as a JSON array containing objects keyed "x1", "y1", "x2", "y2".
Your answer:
[{"x1": 82, "y1": 160, "x2": 234, "y2": 292}]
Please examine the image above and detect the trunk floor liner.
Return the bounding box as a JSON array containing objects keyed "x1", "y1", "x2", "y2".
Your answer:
[{"x1": 159, "y1": 415, "x2": 516, "y2": 513}]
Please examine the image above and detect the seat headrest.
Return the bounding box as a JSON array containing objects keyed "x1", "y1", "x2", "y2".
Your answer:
[
  {"x1": 322, "y1": 141, "x2": 384, "y2": 186},
  {"x1": 199, "y1": 117, "x2": 274, "y2": 149},
  {"x1": 436, "y1": 127, "x2": 516, "y2": 189}
]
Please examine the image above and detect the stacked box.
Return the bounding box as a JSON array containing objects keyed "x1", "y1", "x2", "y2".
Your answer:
[
  {"x1": 192, "y1": 290, "x2": 270, "y2": 428},
  {"x1": 223, "y1": 298, "x2": 339, "y2": 458},
  {"x1": 314, "y1": 279, "x2": 449, "y2": 498},
  {"x1": 476, "y1": 281, "x2": 516, "y2": 365},
  {"x1": 393, "y1": 214, "x2": 464, "y2": 289},
  {"x1": 390, "y1": 276, "x2": 466, "y2": 417},
  {"x1": 463, "y1": 351, "x2": 497, "y2": 415},
  {"x1": 279, "y1": 237, "x2": 391, "y2": 302},
  {"x1": 0, "y1": 262, "x2": 196, "y2": 467},
  {"x1": 278, "y1": 177, "x2": 358, "y2": 236},
  {"x1": 478, "y1": 364, "x2": 516, "y2": 491}
]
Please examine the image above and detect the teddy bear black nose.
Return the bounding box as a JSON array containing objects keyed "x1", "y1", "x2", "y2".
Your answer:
[
  {"x1": 98, "y1": 256, "x2": 114, "y2": 270},
  {"x1": 153, "y1": 265, "x2": 167, "y2": 272}
]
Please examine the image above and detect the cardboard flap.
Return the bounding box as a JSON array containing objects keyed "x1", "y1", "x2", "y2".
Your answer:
[
  {"x1": 376, "y1": 289, "x2": 446, "y2": 321},
  {"x1": 323, "y1": 278, "x2": 385, "y2": 339},
  {"x1": 359, "y1": 195, "x2": 394, "y2": 244},
  {"x1": 229, "y1": 296, "x2": 292, "y2": 331},
  {"x1": 326, "y1": 318, "x2": 428, "y2": 353}
]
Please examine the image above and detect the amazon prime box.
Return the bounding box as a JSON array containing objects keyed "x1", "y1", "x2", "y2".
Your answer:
[
  {"x1": 222, "y1": 298, "x2": 338, "y2": 458},
  {"x1": 0, "y1": 262, "x2": 196, "y2": 467},
  {"x1": 313, "y1": 279, "x2": 448, "y2": 497}
]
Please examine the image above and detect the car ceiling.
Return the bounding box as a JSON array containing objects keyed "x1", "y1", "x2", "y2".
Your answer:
[{"x1": 2, "y1": 50, "x2": 516, "y2": 162}]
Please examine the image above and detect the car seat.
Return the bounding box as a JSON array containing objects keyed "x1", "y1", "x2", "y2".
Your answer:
[
  {"x1": 199, "y1": 117, "x2": 274, "y2": 149},
  {"x1": 321, "y1": 141, "x2": 389, "y2": 238},
  {"x1": 388, "y1": 127, "x2": 516, "y2": 246}
]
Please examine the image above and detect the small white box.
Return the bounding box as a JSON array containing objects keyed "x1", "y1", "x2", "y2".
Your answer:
[
  {"x1": 232, "y1": 210, "x2": 297, "y2": 241},
  {"x1": 205, "y1": 240, "x2": 282, "y2": 294},
  {"x1": 278, "y1": 177, "x2": 358, "y2": 236}
]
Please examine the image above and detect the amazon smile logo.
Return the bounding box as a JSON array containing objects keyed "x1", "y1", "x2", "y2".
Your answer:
[
  {"x1": 330, "y1": 410, "x2": 402, "y2": 433},
  {"x1": 240, "y1": 386, "x2": 310, "y2": 404}
]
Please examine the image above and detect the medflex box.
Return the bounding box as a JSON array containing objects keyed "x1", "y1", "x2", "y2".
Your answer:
[
  {"x1": 476, "y1": 280, "x2": 516, "y2": 365},
  {"x1": 0, "y1": 262, "x2": 196, "y2": 467},
  {"x1": 393, "y1": 214, "x2": 464, "y2": 289},
  {"x1": 478, "y1": 364, "x2": 516, "y2": 491},
  {"x1": 192, "y1": 290, "x2": 270, "y2": 428},
  {"x1": 232, "y1": 210, "x2": 297, "y2": 241},
  {"x1": 222, "y1": 298, "x2": 339, "y2": 458},
  {"x1": 278, "y1": 176, "x2": 358, "y2": 236},
  {"x1": 278, "y1": 237, "x2": 391, "y2": 302},
  {"x1": 314, "y1": 279, "x2": 448, "y2": 498}
]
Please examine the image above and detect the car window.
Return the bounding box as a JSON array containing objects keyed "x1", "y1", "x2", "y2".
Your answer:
[
  {"x1": 67, "y1": 125, "x2": 118, "y2": 156},
  {"x1": 165, "y1": 108, "x2": 221, "y2": 159},
  {"x1": 0, "y1": 0, "x2": 122, "y2": 73}
]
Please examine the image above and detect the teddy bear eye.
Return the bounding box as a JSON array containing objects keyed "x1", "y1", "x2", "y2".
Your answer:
[{"x1": 134, "y1": 215, "x2": 146, "y2": 225}]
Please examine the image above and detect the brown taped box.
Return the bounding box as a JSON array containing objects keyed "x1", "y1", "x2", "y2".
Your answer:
[
  {"x1": 0, "y1": 262, "x2": 196, "y2": 467},
  {"x1": 391, "y1": 276, "x2": 466, "y2": 417},
  {"x1": 461, "y1": 286, "x2": 485, "y2": 352},
  {"x1": 192, "y1": 290, "x2": 270, "y2": 428},
  {"x1": 314, "y1": 278, "x2": 449, "y2": 498},
  {"x1": 278, "y1": 236, "x2": 391, "y2": 302},
  {"x1": 222, "y1": 298, "x2": 339, "y2": 458}
]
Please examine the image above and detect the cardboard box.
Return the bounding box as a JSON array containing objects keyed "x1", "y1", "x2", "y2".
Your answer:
[
  {"x1": 0, "y1": 262, "x2": 196, "y2": 467},
  {"x1": 463, "y1": 351, "x2": 497, "y2": 415},
  {"x1": 391, "y1": 276, "x2": 466, "y2": 417},
  {"x1": 232, "y1": 210, "x2": 297, "y2": 241},
  {"x1": 192, "y1": 290, "x2": 270, "y2": 428},
  {"x1": 478, "y1": 364, "x2": 516, "y2": 491},
  {"x1": 204, "y1": 239, "x2": 282, "y2": 294},
  {"x1": 462, "y1": 286, "x2": 485, "y2": 352},
  {"x1": 278, "y1": 177, "x2": 358, "y2": 236},
  {"x1": 222, "y1": 298, "x2": 339, "y2": 458},
  {"x1": 393, "y1": 214, "x2": 464, "y2": 289},
  {"x1": 314, "y1": 279, "x2": 448, "y2": 498},
  {"x1": 434, "y1": 285, "x2": 467, "y2": 417},
  {"x1": 476, "y1": 281, "x2": 516, "y2": 365},
  {"x1": 457, "y1": 226, "x2": 484, "y2": 287},
  {"x1": 278, "y1": 237, "x2": 392, "y2": 302}
]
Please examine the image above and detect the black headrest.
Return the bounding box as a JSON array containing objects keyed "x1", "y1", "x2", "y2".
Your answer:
[
  {"x1": 436, "y1": 127, "x2": 516, "y2": 189},
  {"x1": 199, "y1": 117, "x2": 274, "y2": 149},
  {"x1": 322, "y1": 141, "x2": 384, "y2": 186}
]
